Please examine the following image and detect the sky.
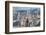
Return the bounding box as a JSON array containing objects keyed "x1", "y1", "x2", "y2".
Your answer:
[{"x1": 13, "y1": 7, "x2": 40, "y2": 15}]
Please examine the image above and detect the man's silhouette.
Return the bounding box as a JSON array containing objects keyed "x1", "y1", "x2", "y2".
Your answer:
[{"x1": 25, "y1": 18, "x2": 29, "y2": 27}]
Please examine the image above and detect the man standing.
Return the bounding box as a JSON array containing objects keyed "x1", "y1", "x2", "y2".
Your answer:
[{"x1": 25, "y1": 18, "x2": 29, "y2": 27}]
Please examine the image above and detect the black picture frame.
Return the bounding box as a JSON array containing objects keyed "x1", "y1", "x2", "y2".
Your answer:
[{"x1": 5, "y1": 1, "x2": 45, "y2": 34}]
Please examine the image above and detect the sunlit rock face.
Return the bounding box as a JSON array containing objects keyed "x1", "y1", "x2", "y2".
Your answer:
[{"x1": 13, "y1": 7, "x2": 40, "y2": 27}]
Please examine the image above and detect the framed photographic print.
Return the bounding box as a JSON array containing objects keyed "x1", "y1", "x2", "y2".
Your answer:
[{"x1": 5, "y1": 1, "x2": 45, "y2": 34}]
